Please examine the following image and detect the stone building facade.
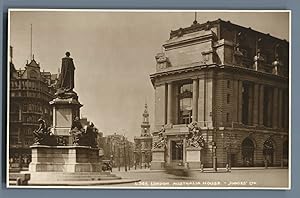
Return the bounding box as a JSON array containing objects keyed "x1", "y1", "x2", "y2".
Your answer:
[
  {"x1": 134, "y1": 104, "x2": 152, "y2": 168},
  {"x1": 9, "y1": 50, "x2": 58, "y2": 169},
  {"x1": 150, "y1": 19, "x2": 289, "y2": 169}
]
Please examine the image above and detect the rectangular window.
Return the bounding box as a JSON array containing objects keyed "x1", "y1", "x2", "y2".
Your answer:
[
  {"x1": 226, "y1": 113, "x2": 230, "y2": 122},
  {"x1": 227, "y1": 94, "x2": 230, "y2": 104},
  {"x1": 227, "y1": 80, "x2": 230, "y2": 88}
]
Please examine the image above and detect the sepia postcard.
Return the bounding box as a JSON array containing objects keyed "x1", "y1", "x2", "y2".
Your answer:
[{"x1": 6, "y1": 9, "x2": 291, "y2": 189}]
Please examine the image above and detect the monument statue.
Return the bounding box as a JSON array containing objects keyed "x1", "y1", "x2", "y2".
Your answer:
[
  {"x1": 70, "y1": 117, "x2": 98, "y2": 147},
  {"x1": 56, "y1": 52, "x2": 76, "y2": 98},
  {"x1": 33, "y1": 118, "x2": 57, "y2": 146},
  {"x1": 70, "y1": 117, "x2": 85, "y2": 146}
]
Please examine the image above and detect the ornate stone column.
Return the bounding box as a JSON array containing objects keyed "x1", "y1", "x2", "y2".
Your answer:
[
  {"x1": 258, "y1": 84, "x2": 264, "y2": 126},
  {"x1": 167, "y1": 82, "x2": 173, "y2": 125},
  {"x1": 253, "y1": 84, "x2": 259, "y2": 126},
  {"x1": 192, "y1": 78, "x2": 199, "y2": 122},
  {"x1": 272, "y1": 87, "x2": 279, "y2": 128},
  {"x1": 198, "y1": 78, "x2": 205, "y2": 126},
  {"x1": 232, "y1": 80, "x2": 239, "y2": 124},
  {"x1": 278, "y1": 89, "x2": 283, "y2": 128},
  {"x1": 238, "y1": 81, "x2": 243, "y2": 124}
]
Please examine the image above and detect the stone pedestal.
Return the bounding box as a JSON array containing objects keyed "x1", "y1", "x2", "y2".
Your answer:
[
  {"x1": 27, "y1": 145, "x2": 120, "y2": 183},
  {"x1": 186, "y1": 148, "x2": 201, "y2": 169},
  {"x1": 50, "y1": 97, "x2": 82, "y2": 145},
  {"x1": 150, "y1": 149, "x2": 165, "y2": 170}
]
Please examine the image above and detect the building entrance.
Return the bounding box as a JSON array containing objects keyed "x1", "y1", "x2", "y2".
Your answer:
[
  {"x1": 171, "y1": 140, "x2": 183, "y2": 162},
  {"x1": 241, "y1": 137, "x2": 254, "y2": 166}
]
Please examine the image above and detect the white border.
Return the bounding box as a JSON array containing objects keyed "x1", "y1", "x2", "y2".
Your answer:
[{"x1": 6, "y1": 9, "x2": 292, "y2": 190}]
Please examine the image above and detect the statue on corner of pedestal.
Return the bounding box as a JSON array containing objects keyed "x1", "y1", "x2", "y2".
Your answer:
[
  {"x1": 70, "y1": 117, "x2": 98, "y2": 148},
  {"x1": 33, "y1": 118, "x2": 57, "y2": 146},
  {"x1": 186, "y1": 122, "x2": 205, "y2": 149},
  {"x1": 55, "y1": 52, "x2": 77, "y2": 99},
  {"x1": 70, "y1": 116, "x2": 85, "y2": 146},
  {"x1": 152, "y1": 126, "x2": 166, "y2": 149}
]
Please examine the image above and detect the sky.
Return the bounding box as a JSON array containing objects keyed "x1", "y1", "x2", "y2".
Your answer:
[{"x1": 9, "y1": 10, "x2": 289, "y2": 141}]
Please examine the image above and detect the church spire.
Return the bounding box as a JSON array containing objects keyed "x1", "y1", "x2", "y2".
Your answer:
[
  {"x1": 143, "y1": 103, "x2": 149, "y2": 122},
  {"x1": 141, "y1": 103, "x2": 150, "y2": 136}
]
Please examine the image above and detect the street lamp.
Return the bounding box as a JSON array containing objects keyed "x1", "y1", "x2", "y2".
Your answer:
[
  {"x1": 124, "y1": 139, "x2": 127, "y2": 172},
  {"x1": 212, "y1": 141, "x2": 217, "y2": 172}
]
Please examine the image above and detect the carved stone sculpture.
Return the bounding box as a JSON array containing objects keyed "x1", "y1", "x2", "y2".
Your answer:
[
  {"x1": 186, "y1": 122, "x2": 205, "y2": 148},
  {"x1": 152, "y1": 126, "x2": 166, "y2": 149}
]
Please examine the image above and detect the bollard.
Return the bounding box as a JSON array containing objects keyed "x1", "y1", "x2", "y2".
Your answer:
[{"x1": 264, "y1": 160, "x2": 268, "y2": 169}]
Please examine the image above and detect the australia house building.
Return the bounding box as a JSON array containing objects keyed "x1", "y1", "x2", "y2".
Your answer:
[{"x1": 150, "y1": 19, "x2": 289, "y2": 169}]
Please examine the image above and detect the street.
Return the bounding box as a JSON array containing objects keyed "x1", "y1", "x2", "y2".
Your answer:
[{"x1": 109, "y1": 168, "x2": 289, "y2": 188}]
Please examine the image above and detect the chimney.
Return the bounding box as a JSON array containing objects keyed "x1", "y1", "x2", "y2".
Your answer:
[{"x1": 10, "y1": 46, "x2": 13, "y2": 63}]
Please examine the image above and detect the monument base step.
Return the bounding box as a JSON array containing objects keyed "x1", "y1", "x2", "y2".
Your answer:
[{"x1": 21, "y1": 171, "x2": 121, "y2": 182}]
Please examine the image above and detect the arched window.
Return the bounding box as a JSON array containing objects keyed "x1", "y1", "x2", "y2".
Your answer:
[
  {"x1": 178, "y1": 83, "x2": 193, "y2": 124},
  {"x1": 241, "y1": 137, "x2": 255, "y2": 167},
  {"x1": 29, "y1": 70, "x2": 38, "y2": 79}
]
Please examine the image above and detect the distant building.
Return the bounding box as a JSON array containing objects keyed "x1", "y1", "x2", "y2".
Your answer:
[
  {"x1": 99, "y1": 133, "x2": 134, "y2": 169},
  {"x1": 150, "y1": 19, "x2": 289, "y2": 169},
  {"x1": 9, "y1": 47, "x2": 58, "y2": 168},
  {"x1": 134, "y1": 104, "x2": 152, "y2": 168}
]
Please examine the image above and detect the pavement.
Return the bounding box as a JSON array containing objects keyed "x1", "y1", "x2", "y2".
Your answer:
[{"x1": 109, "y1": 167, "x2": 289, "y2": 188}]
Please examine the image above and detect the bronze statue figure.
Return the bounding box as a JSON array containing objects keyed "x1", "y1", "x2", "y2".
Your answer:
[
  {"x1": 70, "y1": 117, "x2": 98, "y2": 147},
  {"x1": 56, "y1": 52, "x2": 76, "y2": 97},
  {"x1": 33, "y1": 118, "x2": 57, "y2": 146},
  {"x1": 70, "y1": 117, "x2": 85, "y2": 146}
]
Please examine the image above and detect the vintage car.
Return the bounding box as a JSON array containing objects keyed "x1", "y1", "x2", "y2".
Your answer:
[{"x1": 102, "y1": 160, "x2": 112, "y2": 172}]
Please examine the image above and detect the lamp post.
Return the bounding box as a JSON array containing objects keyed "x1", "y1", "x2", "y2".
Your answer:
[
  {"x1": 118, "y1": 147, "x2": 120, "y2": 171},
  {"x1": 128, "y1": 145, "x2": 131, "y2": 170},
  {"x1": 212, "y1": 141, "x2": 217, "y2": 172},
  {"x1": 124, "y1": 139, "x2": 127, "y2": 172}
]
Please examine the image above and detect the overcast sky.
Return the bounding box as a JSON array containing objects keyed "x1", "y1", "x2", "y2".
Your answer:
[{"x1": 9, "y1": 10, "x2": 289, "y2": 141}]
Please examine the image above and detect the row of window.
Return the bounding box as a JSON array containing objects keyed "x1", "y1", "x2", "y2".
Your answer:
[
  {"x1": 10, "y1": 80, "x2": 52, "y2": 92},
  {"x1": 10, "y1": 103, "x2": 51, "y2": 114},
  {"x1": 173, "y1": 80, "x2": 288, "y2": 128},
  {"x1": 10, "y1": 90, "x2": 54, "y2": 98}
]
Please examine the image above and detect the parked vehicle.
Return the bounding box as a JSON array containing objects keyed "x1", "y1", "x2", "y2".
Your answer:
[{"x1": 102, "y1": 160, "x2": 112, "y2": 172}]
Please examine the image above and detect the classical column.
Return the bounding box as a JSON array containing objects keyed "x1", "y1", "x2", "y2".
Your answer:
[
  {"x1": 192, "y1": 79, "x2": 199, "y2": 122},
  {"x1": 167, "y1": 82, "x2": 173, "y2": 125},
  {"x1": 198, "y1": 78, "x2": 205, "y2": 126},
  {"x1": 238, "y1": 81, "x2": 243, "y2": 124},
  {"x1": 206, "y1": 78, "x2": 213, "y2": 127},
  {"x1": 258, "y1": 84, "x2": 264, "y2": 126},
  {"x1": 267, "y1": 88, "x2": 273, "y2": 127},
  {"x1": 253, "y1": 84, "x2": 259, "y2": 126},
  {"x1": 278, "y1": 89, "x2": 283, "y2": 128},
  {"x1": 232, "y1": 80, "x2": 239, "y2": 123},
  {"x1": 272, "y1": 88, "x2": 279, "y2": 128},
  {"x1": 247, "y1": 84, "x2": 254, "y2": 125}
]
